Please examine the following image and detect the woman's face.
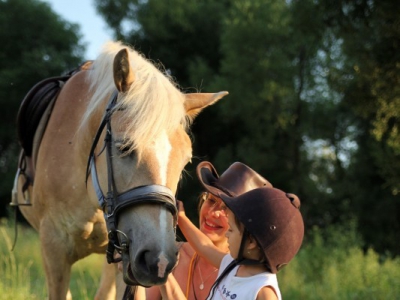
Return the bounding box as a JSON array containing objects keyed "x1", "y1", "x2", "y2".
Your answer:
[{"x1": 199, "y1": 192, "x2": 229, "y2": 247}]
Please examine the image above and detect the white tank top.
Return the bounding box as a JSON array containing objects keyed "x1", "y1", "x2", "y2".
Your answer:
[{"x1": 206, "y1": 254, "x2": 282, "y2": 300}]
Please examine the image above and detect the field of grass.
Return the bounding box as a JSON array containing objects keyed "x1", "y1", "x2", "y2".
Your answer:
[
  {"x1": 0, "y1": 219, "x2": 103, "y2": 300},
  {"x1": 1, "y1": 218, "x2": 400, "y2": 299},
  {"x1": 278, "y1": 224, "x2": 400, "y2": 299}
]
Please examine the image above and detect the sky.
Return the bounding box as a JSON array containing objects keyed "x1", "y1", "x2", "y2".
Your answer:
[{"x1": 43, "y1": 0, "x2": 114, "y2": 60}]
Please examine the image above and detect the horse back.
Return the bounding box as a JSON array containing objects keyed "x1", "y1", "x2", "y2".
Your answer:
[{"x1": 35, "y1": 68, "x2": 94, "y2": 189}]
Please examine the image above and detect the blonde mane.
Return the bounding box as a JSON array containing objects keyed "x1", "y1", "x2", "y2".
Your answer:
[{"x1": 81, "y1": 41, "x2": 189, "y2": 156}]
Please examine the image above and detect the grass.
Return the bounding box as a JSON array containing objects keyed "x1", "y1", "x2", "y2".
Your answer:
[
  {"x1": 1, "y1": 219, "x2": 400, "y2": 299},
  {"x1": 278, "y1": 224, "x2": 400, "y2": 299},
  {"x1": 0, "y1": 219, "x2": 103, "y2": 300}
]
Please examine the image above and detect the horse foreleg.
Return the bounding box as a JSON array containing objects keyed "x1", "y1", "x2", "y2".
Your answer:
[
  {"x1": 94, "y1": 258, "x2": 117, "y2": 300},
  {"x1": 40, "y1": 222, "x2": 73, "y2": 300}
]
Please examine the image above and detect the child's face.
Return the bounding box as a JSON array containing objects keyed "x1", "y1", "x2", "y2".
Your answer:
[{"x1": 225, "y1": 209, "x2": 243, "y2": 259}]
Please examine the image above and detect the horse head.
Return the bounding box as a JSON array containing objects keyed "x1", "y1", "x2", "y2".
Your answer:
[{"x1": 85, "y1": 44, "x2": 228, "y2": 286}]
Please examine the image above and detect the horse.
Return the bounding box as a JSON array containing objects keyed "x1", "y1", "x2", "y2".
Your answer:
[{"x1": 12, "y1": 41, "x2": 228, "y2": 299}]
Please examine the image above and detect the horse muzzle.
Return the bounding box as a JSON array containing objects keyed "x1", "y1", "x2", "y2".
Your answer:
[
  {"x1": 121, "y1": 236, "x2": 178, "y2": 286},
  {"x1": 108, "y1": 191, "x2": 178, "y2": 286}
]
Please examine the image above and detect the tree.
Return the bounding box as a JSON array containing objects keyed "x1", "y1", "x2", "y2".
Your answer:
[
  {"x1": 317, "y1": 0, "x2": 400, "y2": 254},
  {"x1": 95, "y1": 0, "x2": 330, "y2": 224},
  {"x1": 95, "y1": 0, "x2": 400, "y2": 254},
  {"x1": 0, "y1": 0, "x2": 85, "y2": 216}
]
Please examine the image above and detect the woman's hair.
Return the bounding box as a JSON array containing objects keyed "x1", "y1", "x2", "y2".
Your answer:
[{"x1": 197, "y1": 192, "x2": 208, "y2": 213}]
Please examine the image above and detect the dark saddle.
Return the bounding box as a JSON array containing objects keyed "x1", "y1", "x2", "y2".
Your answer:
[
  {"x1": 17, "y1": 74, "x2": 70, "y2": 157},
  {"x1": 11, "y1": 61, "x2": 93, "y2": 206},
  {"x1": 17, "y1": 61, "x2": 93, "y2": 157}
]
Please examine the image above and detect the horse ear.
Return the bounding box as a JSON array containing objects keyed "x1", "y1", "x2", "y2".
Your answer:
[
  {"x1": 113, "y1": 48, "x2": 135, "y2": 93},
  {"x1": 184, "y1": 91, "x2": 228, "y2": 119}
]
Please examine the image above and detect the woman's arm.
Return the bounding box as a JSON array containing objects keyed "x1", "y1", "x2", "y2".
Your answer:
[{"x1": 177, "y1": 201, "x2": 226, "y2": 268}]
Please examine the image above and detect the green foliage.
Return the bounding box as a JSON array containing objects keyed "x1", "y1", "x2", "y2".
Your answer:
[
  {"x1": 96, "y1": 0, "x2": 228, "y2": 88},
  {"x1": 0, "y1": 220, "x2": 103, "y2": 299},
  {"x1": 316, "y1": 0, "x2": 400, "y2": 254},
  {"x1": 319, "y1": 0, "x2": 400, "y2": 191},
  {"x1": 279, "y1": 223, "x2": 400, "y2": 299},
  {"x1": 94, "y1": 0, "x2": 400, "y2": 255},
  {"x1": 0, "y1": 0, "x2": 85, "y2": 216}
]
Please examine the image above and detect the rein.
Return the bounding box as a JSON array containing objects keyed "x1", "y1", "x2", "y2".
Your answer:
[{"x1": 85, "y1": 90, "x2": 178, "y2": 269}]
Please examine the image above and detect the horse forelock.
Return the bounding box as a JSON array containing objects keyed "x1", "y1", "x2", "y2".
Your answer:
[{"x1": 81, "y1": 41, "x2": 190, "y2": 157}]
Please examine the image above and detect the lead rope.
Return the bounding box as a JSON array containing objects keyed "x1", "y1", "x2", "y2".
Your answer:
[{"x1": 122, "y1": 285, "x2": 137, "y2": 300}]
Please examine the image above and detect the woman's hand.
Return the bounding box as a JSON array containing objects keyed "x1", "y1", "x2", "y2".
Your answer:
[{"x1": 176, "y1": 200, "x2": 186, "y2": 221}]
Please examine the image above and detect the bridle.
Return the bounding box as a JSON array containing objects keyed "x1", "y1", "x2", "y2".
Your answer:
[{"x1": 85, "y1": 90, "x2": 178, "y2": 266}]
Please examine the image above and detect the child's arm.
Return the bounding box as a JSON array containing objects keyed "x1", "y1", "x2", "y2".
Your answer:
[
  {"x1": 177, "y1": 201, "x2": 226, "y2": 268},
  {"x1": 256, "y1": 286, "x2": 278, "y2": 300},
  {"x1": 159, "y1": 273, "x2": 187, "y2": 300}
]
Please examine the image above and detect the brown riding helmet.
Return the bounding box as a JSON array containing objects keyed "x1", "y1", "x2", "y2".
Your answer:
[
  {"x1": 196, "y1": 161, "x2": 272, "y2": 197},
  {"x1": 219, "y1": 187, "x2": 304, "y2": 273}
]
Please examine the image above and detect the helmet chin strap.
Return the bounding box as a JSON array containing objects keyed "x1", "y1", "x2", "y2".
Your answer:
[
  {"x1": 206, "y1": 228, "x2": 268, "y2": 300},
  {"x1": 236, "y1": 228, "x2": 265, "y2": 266}
]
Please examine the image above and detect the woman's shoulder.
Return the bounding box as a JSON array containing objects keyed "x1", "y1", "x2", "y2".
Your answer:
[
  {"x1": 178, "y1": 242, "x2": 196, "y2": 258},
  {"x1": 172, "y1": 242, "x2": 195, "y2": 288},
  {"x1": 172, "y1": 242, "x2": 195, "y2": 276}
]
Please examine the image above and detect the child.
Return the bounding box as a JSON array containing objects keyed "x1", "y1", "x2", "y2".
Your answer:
[{"x1": 161, "y1": 161, "x2": 304, "y2": 300}]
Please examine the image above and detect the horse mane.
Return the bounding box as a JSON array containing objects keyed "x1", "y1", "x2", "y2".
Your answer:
[{"x1": 80, "y1": 41, "x2": 189, "y2": 156}]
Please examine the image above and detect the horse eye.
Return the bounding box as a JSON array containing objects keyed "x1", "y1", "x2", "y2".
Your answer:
[{"x1": 115, "y1": 140, "x2": 132, "y2": 154}]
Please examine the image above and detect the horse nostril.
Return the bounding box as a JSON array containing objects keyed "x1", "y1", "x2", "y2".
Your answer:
[
  {"x1": 136, "y1": 250, "x2": 151, "y2": 272},
  {"x1": 134, "y1": 248, "x2": 178, "y2": 282},
  {"x1": 137, "y1": 250, "x2": 162, "y2": 273}
]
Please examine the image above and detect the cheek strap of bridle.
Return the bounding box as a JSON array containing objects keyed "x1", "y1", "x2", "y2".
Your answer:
[
  {"x1": 89, "y1": 132, "x2": 178, "y2": 264},
  {"x1": 85, "y1": 91, "x2": 178, "y2": 264}
]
